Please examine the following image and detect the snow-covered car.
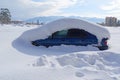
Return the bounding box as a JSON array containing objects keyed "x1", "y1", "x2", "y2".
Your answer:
[
  {"x1": 31, "y1": 28, "x2": 108, "y2": 50},
  {"x1": 20, "y1": 18, "x2": 110, "y2": 50}
]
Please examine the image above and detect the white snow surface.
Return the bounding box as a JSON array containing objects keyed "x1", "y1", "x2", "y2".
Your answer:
[
  {"x1": 0, "y1": 24, "x2": 120, "y2": 80},
  {"x1": 20, "y1": 18, "x2": 110, "y2": 43}
]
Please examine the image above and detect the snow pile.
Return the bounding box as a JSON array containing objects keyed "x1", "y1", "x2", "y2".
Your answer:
[
  {"x1": 13, "y1": 40, "x2": 99, "y2": 56},
  {"x1": 19, "y1": 18, "x2": 110, "y2": 43},
  {"x1": 33, "y1": 52, "x2": 120, "y2": 68},
  {"x1": 75, "y1": 69, "x2": 117, "y2": 80},
  {"x1": 32, "y1": 51, "x2": 120, "y2": 80}
]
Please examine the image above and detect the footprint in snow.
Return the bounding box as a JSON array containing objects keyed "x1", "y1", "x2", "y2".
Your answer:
[{"x1": 75, "y1": 72, "x2": 84, "y2": 77}]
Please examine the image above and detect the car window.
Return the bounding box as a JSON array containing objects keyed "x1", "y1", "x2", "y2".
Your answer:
[
  {"x1": 67, "y1": 29, "x2": 87, "y2": 38},
  {"x1": 52, "y1": 30, "x2": 68, "y2": 38},
  {"x1": 51, "y1": 29, "x2": 88, "y2": 38}
]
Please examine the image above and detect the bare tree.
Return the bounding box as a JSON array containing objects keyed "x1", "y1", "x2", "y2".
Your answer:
[{"x1": 0, "y1": 8, "x2": 11, "y2": 24}]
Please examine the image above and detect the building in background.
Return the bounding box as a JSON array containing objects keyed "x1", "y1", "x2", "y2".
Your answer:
[
  {"x1": 117, "y1": 20, "x2": 120, "y2": 26},
  {"x1": 105, "y1": 17, "x2": 117, "y2": 26}
]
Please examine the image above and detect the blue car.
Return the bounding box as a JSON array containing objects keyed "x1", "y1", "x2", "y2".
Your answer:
[{"x1": 32, "y1": 29, "x2": 108, "y2": 50}]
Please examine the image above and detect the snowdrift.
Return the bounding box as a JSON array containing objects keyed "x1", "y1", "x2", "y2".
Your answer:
[
  {"x1": 19, "y1": 18, "x2": 110, "y2": 43},
  {"x1": 34, "y1": 51, "x2": 120, "y2": 68}
]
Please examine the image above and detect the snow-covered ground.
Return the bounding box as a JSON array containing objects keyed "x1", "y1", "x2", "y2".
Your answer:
[{"x1": 0, "y1": 24, "x2": 120, "y2": 80}]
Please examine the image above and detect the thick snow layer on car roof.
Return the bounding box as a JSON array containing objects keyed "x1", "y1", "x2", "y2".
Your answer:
[{"x1": 20, "y1": 18, "x2": 110, "y2": 43}]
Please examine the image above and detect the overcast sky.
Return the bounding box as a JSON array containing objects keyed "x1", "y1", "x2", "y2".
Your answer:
[{"x1": 0, "y1": 0, "x2": 120, "y2": 20}]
